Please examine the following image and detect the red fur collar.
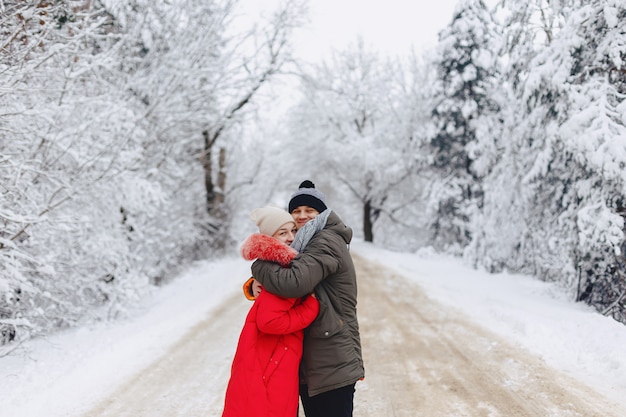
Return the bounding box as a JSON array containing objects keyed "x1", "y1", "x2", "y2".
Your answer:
[{"x1": 240, "y1": 233, "x2": 297, "y2": 267}]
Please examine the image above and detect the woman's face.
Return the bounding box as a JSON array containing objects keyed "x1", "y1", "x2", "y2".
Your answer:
[
  {"x1": 272, "y1": 222, "x2": 297, "y2": 244},
  {"x1": 290, "y1": 206, "x2": 320, "y2": 230}
]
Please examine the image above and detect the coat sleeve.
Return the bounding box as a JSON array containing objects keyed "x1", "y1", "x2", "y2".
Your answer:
[
  {"x1": 256, "y1": 293, "x2": 320, "y2": 335},
  {"x1": 251, "y1": 234, "x2": 342, "y2": 298}
]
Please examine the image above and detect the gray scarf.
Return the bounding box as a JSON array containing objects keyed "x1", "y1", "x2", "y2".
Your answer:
[{"x1": 291, "y1": 209, "x2": 332, "y2": 252}]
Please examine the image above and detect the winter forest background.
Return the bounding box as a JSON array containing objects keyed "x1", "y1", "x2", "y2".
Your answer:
[{"x1": 1, "y1": 0, "x2": 625, "y2": 350}]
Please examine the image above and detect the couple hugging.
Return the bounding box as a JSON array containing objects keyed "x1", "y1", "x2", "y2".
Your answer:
[{"x1": 222, "y1": 180, "x2": 364, "y2": 417}]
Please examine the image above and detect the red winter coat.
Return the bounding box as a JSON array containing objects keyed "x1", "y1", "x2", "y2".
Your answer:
[{"x1": 222, "y1": 234, "x2": 319, "y2": 417}]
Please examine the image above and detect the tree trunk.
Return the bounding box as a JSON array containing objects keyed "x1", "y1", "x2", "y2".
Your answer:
[
  {"x1": 202, "y1": 130, "x2": 215, "y2": 215},
  {"x1": 216, "y1": 147, "x2": 226, "y2": 208},
  {"x1": 364, "y1": 199, "x2": 374, "y2": 242},
  {"x1": 201, "y1": 130, "x2": 230, "y2": 248}
]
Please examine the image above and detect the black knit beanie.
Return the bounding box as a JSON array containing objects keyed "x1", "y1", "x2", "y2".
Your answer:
[{"x1": 288, "y1": 180, "x2": 328, "y2": 213}]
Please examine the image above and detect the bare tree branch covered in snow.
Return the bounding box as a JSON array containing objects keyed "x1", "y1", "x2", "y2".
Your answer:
[
  {"x1": 279, "y1": 39, "x2": 429, "y2": 246},
  {"x1": 0, "y1": 0, "x2": 303, "y2": 345}
]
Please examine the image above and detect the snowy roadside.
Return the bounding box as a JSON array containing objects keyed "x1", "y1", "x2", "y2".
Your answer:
[{"x1": 0, "y1": 257, "x2": 249, "y2": 417}]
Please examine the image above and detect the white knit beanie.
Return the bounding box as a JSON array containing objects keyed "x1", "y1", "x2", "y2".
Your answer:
[{"x1": 250, "y1": 206, "x2": 295, "y2": 236}]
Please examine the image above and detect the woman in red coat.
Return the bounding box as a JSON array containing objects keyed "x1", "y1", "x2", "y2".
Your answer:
[{"x1": 222, "y1": 206, "x2": 319, "y2": 417}]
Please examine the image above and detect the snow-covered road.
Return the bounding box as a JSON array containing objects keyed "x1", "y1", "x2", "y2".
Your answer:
[
  {"x1": 73, "y1": 253, "x2": 625, "y2": 417},
  {"x1": 352, "y1": 254, "x2": 624, "y2": 416}
]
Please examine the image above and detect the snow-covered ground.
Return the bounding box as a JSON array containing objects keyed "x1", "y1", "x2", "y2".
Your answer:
[{"x1": 1, "y1": 241, "x2": 625, "y2": 417}]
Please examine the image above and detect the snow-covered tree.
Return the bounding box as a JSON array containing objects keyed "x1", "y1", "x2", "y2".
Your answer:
[
  {"x1": 466, "y1": 0, "x2": 626, "y2": 322},
  {"x1": 282, "y1": 40, "x2": 426, "y2": 244},
  {"x1": 425, "y1": 0, "x2": 502, "y2": 253},
  {"x1": 559, "y1": 0, "x2": 626, "y2": 321},
  {"x1": 0, "y1": 0, "x2": 305, "y2": 346},
  {"x1": 0, "y1": 0, "x2": 150, "y2": 346}
]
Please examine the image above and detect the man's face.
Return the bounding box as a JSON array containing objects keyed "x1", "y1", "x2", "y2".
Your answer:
[{"x1": 290, "y1": 206, "x2": 320, "y2": 230}]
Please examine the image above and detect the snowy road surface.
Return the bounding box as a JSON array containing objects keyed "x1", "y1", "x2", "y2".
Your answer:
[{"x1": 77, "y1": 254, "x2": 625, "y2": 417}]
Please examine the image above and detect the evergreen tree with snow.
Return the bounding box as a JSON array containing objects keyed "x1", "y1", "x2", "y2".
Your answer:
[
  {"x1": 469, "y1": 0, "x2": 626, "y2": 322},
  {"x1": 426, "y1": 0, "x2": 502, "y2": 252},
  {"x1": 560, "y1": 0, "x2": 626, "y2": 321}
]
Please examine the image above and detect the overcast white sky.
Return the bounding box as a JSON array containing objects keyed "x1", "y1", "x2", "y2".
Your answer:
[
  {"x1": 241, "y1": 0, "x2": 499, "y2": 62},
  {"x1": 236, "y1": 0, "x2": 492, "y2": 117},
  {"x1": 294, "y1": 0, "x2": 461, "y2": 60}
]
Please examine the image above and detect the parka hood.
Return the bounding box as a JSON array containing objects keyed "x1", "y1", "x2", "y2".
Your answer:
[{"x1": 325, "y1": 211, "x2": 353, "y2": 245}]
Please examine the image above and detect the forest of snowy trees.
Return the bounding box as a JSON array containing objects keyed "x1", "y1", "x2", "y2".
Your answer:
[{"x1": 1, "y1": 0, "x2": 625, "y2": 349}]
